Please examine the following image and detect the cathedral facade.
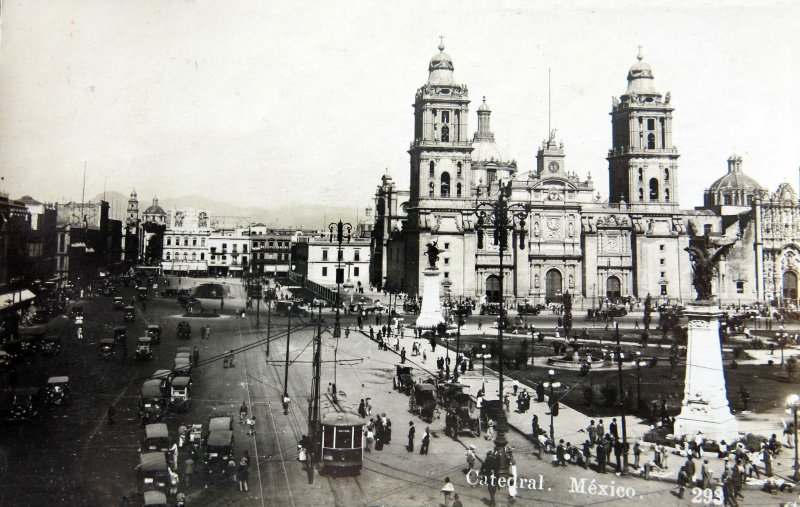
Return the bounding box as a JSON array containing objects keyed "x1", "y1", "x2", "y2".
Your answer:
[{"x1": 370, "y1": 44, "x2": 798, "y2": 308}]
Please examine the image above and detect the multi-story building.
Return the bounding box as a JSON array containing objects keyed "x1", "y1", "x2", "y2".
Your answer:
[
  {"x1": 162, "y1": 209, "x2": 211, "y2": 274},
  {"x1": 292, "y1": 233, "x2": 371, "y2": 290},
  {"x1": 249, "y1": 226, "x2": 300, "y2": 278},
  {"x1": 208, "y1": 229, "x2": 250, "y2": 277}
]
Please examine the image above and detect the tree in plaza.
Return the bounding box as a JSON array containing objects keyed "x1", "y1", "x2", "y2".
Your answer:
[
  {"x1": 563, "y1": 290, "x2": 573, "y2": 339},
  {"x1": 786, "y1": 356, "x2": 797, "y2": 382},
  {"x1": 516, "y1": 338, "x2": 529, "y2": 369}
]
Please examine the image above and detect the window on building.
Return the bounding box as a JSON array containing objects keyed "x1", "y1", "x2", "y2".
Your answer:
[
  {"x1": 456, "y1": 183, "x2": 462, "y2": 198},
  {"x1": 723, "y1": 195, "x2": 732, "y2": 205},
  {"x1": 269, "y1": 240, "x2": 274, "y2": 247},
  {"x1": 444, "y1": 272, "x2": 449, "y2": 278},
  {"x1": 659, "y1": 244, "x2": 665, "y2": 251},
  {"x1": 429, "y1": 181, "x2": 435, "y2": 197},
  {"x1": 638, "y1": 168, "x2": 643, "y2": 182},
  {"x1": 353, "y1": 267, "x2": 360, "y2": 277},
  {"x1": 242, "y1": 255, "x2": 247, "y2": 264},
  {"x1": 441, "y1": 124, "x2": 450, "y2": 142},
  {"x1": 337, "y1": 249, "x2": 343, "y2": 261},
  {"x1": 649, "y1": 178, "x2": 659, "y2": 201},
  {"x1": 201, "y1": 238, "x2": 206, "y2": 247},
  {"x1": 222, "y1": 255, "x2": 226, "y2": 261},
  {"x1": 664, "y1": 168, "x2": 669, "y2": 181},
  {"x1": 200, "y1": 253, "x2": 205, "y2": 260},
  {"x1": 322, "y1": 250, "x2": 328, "y2": 261},
  {"x1": 444, "y1": 243, "x2": 450, "y2": 250},
  {"x1": 440, "y1": 172, "x2": 450, "y2": 197},
  {"x1": 322, "y1": 267, "x2": 328, "y2": 277},
  {"x1": 166, "y1": 237, "x2": 172, "y2": 246},
  {"x1": 191, "y1": 252, "x2": 196, "y2": 261},
  {"x1": 429, "y1": 161, "x2": 435, "y2": 177},
  {"x1": 183, "y1": 252, "x2": 188, "y2": 261},
  {"x1": 444, "y1": 258, "x2": 449, "y2": 265},
  {"x1": 222, "y1": 243, "x2": 227, "y2": 250},
  {"x1": 243, "y1": 245, "x2": 248, "y2": 253},
  {"x1": 660, "y1": 284, "x2": 668, "y2": 295},
  {"x1": 659, "y1": 259, "x2": 665, "y2": 265},
  {"x1": 638, "y1": 188, "x2": 644, "y2": 202},
  {"x1": 660, "y1": 272, "x2": 666, "y2": 278},
  {"x1": 746, "y1": 196, "x2": 753, "y2": 205},
  {"x1": 184, "y1": 238, "x2": 188, "y2": 246},
  {"x1": 487, "y1": 169, "x2": 497, "y2": 186},
  {"x1": 457, "y1": 162, "x2": 462, "y2": 178},
  {"x1": 354, "y1": 249, "x2": 360, "y2": 261},
  {"x1": 647, "y1": 118, "x2": 655, "y2": 130},
  {"x1": 664, "y1": 188, "x2": 670, "y2": 201},
  {"x1": 192, "y1": 239, "x2": 197, "y2": 246},
  {"x1": 647, "y1": 133, "x2": 656, "y2": 150},
  {"x1": 166, "y1": 252, "x2": 171, "y2": 260},
  {"x1": 736, "y1": 281, "x2": 744, "y2": 294}
]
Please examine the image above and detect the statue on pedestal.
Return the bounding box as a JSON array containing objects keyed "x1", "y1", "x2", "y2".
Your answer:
[
  {"x1": 425, "y1": 241, "x2": 440, "y2": 269},
  {"x1": 684, "y1": 236, "x2": 735, "y2": 301}
]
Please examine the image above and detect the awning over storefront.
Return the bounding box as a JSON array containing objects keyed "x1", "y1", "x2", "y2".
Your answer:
[{"x1": 0, "y1": 289, "x2": 36, "y2": 308}]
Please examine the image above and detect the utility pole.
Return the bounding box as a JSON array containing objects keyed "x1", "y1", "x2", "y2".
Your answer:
[
  {"x1": 328, "y1": 219, "x2": 352, "y2": 391},
  {"x1": 283, "y1": 304, "x2": 292, "y2": 400},
  {"x1": 307, "y1": 307, "x2": 323, "y2": 484}
]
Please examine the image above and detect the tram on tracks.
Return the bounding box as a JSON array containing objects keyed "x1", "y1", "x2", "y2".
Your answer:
[{"x1": 317, "y1": 397, "x2": 365, "y2": 474}]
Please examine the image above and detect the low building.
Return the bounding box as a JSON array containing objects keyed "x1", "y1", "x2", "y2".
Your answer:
[
  {"x1": 208, "y1": 229, "x2": 250, "y2": 277},
  {"x1": 292, "y1": 233, "x2": 371, "y2": 291},
  {"x1": 249, "y1": 226, "x2": 301, "y2": 278}
]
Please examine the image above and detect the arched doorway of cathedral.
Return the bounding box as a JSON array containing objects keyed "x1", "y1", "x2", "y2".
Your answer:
[
  {"x1": 783, "y1": 271, "x2": 798, "y2": 306},
  {"x1": 545, "y1": 269, "x2": 562, "y2": 304},
  {"x1": 485, "y1": 275, "x2": 501, "y2": 303},
  {"x1": 606, "y1": 276, "x2": 621, "y2": 299}
]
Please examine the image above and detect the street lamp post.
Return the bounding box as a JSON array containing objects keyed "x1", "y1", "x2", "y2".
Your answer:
[
  {"x1": 548, "y1": 369, "x2": 556, "y2": 443},
  {"x1": 615, "y1": 322, "x2": 629, "y2": 470},
  {"x1": 787, "y1": 395, "x2": 800, "y2": 481},
  {"x1": 474, "y1": 180, "x2": 529, "y2": 479},
  {"x1": 481, "y1": 343, "x2": 487, "y2": 392},
  {"x1": 453, "y1": 307, "x2": 464, "y2": 382}
]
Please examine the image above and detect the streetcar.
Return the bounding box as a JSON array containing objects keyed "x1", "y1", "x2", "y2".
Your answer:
[{"x1": 319, "y1": 411, "x2": 365, "y2": 474}]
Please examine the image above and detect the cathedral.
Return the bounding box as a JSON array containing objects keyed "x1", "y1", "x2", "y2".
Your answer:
[{"x1": 370, "y1": 43, "x2": 799, "y2": 308}]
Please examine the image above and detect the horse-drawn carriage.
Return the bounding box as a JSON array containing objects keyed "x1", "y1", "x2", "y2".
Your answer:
[
  {"x1": 409, "y1": 383, "x2": 438, "y2": 422},
  {"x1": 394, "y1": 365, "x2": 414, "y2": 395},
  {"x1": 444, "y1": 392, "x2": 480, "y2": 437}
]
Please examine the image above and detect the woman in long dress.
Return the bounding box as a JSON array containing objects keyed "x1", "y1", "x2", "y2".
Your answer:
[{"x1": 508, "y1": 457, "x2": 518, "y2": 502}]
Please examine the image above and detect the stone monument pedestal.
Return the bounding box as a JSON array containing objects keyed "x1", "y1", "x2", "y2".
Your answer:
[
  {"x1": 415, "y1": 268, "x2": 444, "y2": 330},
  {"x1": 674, "y1": 302, "x2": 738, "y2": 442}
]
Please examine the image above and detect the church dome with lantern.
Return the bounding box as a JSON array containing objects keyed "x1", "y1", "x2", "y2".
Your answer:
[{"x1": 704, "y1": 155, "x2": 765, "y2": 208}]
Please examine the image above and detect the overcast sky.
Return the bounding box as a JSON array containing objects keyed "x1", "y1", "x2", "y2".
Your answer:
[{"x1": 1, "y1": 0, "x2": 797, "y2": 211}]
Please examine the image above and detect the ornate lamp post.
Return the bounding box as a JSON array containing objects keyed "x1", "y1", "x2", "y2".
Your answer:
[
  {"x1": 328, "y1": 220, "x2": 352, "y2": 339},
  {"x1": 474, "y1": 180, "x2": 529, "y2": 478},
  {"x1": 453, "y1": 306, "x2": 465, "y2": 382},
  {"x1": 787, "y1": 394, "x2": 800, "y2": 481},
  {"x1": 546, "y1": 369, "x2": 560, "y2": 443},
  {"x1": 614, "y1": 322, "x2": 629, "y2": 470},
  {"x1": 635, "y1": 351, "x2": 642, "y2": 409}
]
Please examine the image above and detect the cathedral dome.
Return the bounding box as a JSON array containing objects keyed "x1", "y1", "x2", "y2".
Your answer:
[
  {"x1": 143, "y1": 197, "x2": 166, "y2": 216},
  {"x1": 471, "y1": 139, "x2": 506, "y2": 164},
  {"x1": 704, "y1": 155, "x2": 764, "y2": 208},
  {"x1": 427, "y1": 40, "x2": 455, "y2": 86}
]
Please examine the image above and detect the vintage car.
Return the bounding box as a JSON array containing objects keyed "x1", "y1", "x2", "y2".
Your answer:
[
  {"x1": 136, "y1": 337, "x2": 153, "y2": 361},
  {"x1": 517, "y1": 301, "x2": 541, "y2": 316},
  {"x1": 479, "y1": 303, "x2": 502, "y2": 315},
  {"x1": 175, "y1": 351, "x2": 193, "y2": 366},
  {"x1": 206, "y1": 416, "x2": 234, "y2": 440},
  {"x1": 176, "y1": 321, "x2": 192, "y2": 340},
  {"x1": 44, "y1": 376, "x2": 70, "y2": 406},
  {"x1": 436, "y1": 382, "x2": 470, "y2": 407},
  {"x1": 173, "y1": 357, "x2": 192, "y2": 377},
  {"x1": 138, "y1": 452, "x2": 169, "y2": 493},
  {"x1": 137, "y1": 286, "x2": 149, "y2": 301},
  {"x1": 143, "y1": 490, "x2": 169, "y2": 507},
  {"x1": 188, "y1": 423, "x2": 203, "y2": 451},
  {"x1": 205, "y1": 430, "x2": 234, "y2": 474},
  {"x1": 150, "y1": 370, "x2": 173, "y2": 393},
  {"x1": 140, "y1": 379, "x2": 167, "y2": 423},
  {"x1": 146, "y1": 325, "x2": 162, "y2": 345},
  {"x1": 409, "y1": 383, "x2": 438, "y2": 422},
  {"x1": 141, "y1": 423, "x2": 171, "y2": 455},
  {"x1": 113, "y1": 297, "x2": 125, "y2": 310},
  {"x1": 124, "y1": 306, "x2": 136, "y2": 322},
  {"x1": 169, "y1": 376, "x2": 191, "y2": 412}
]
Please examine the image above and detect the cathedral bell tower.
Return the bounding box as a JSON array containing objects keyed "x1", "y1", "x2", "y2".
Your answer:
[
  {"x1": 127, "y1": 189, "x2": 139, "y2": 226},
  {"x1": 408, "y1": 39, "x2": 473, "y2": 205},
  {"x1": 607, "y1": 47, "x2": 678, "y2": 206}
]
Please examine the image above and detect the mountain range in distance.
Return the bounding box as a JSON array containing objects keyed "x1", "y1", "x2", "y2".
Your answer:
[{"x1": 91, "y1": 191, "x2": 366, "y2": 229}]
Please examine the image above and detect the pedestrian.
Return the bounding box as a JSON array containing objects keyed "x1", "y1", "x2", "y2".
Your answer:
[
  {"x1": 365, "y1": 398, "x2": 372, "y2": 415},
  {"x1": 175, "y1": 492, "x2": 186, "y2": 507},
  {"x1": 248, "y1": 416, "x2": 257, "y2": 436},
  {"x1": 451, "y1": 493, "x2": 463, "y2": 507},
  {"x1": 169, "y1": 441, "x2": 179, "y2": 469},
  {"x1": 485, "y1": 419, "x2": 494, "y2": 441},
  {"x1": 596, "y1": 419, "x2": 605, "y2": 440},
  {"x1": 596, "y1": 441, "x2": 607, "y2": 473},
  {"x1": 107, "y1": 405, "x2": 116, "y2": 426},
  {"x1": 441, "y1": 477, "x2": 455, "y2": 506},
  {"x1": 701, "y1": 459, "x2": 711, "y2": 489},
  {"x1": 609, "y1": 418, "x2": 619, "y2": 440},
  {"x1": 238, "y1": 458, "x2": 249, "y2": 492},
  {"x1": 582, "y1": 440, "x2": 591, "y2": 469},
  {"x1": 178, "y1": 424, "x2": 187, "y2": 448},
  {"x1": 508, "y1": 457, "x2": 519, "y2": 501},
  {"x1": 677, "y1": 465, "x2": 690, "y2": 499},
  {"x1": 168, "y1": 467, "x2": 179, "y2": 496},
  {"x1": 240, "y1": 401, "x2": 248, "y2": 424},
  {"x1": 184, "y1": 455, "x2": 194, "y2": 486},
  {"x1": 556, "y1": 439, "x2": 567, "y2": 467},
  {"x1": 283, "y1": 395, "x2": 291, "y2": 415},
  {"x1": 478, "y1": 319, "x2": 482, "y2": 330},
  {"x1": 466, "y1": 444, "x2": 477, "y2": 471},
  {"x1": 512, "y1": 379, "x2": 518, "y2": 396},
  {"x1": 407, "y1": 421, "x2": 415, "y2": 453},
  {"x1": 633, "y1": 439, "x2": 642, "y2": 469},
  {"x1": 531, "y1": 414, "x2": 539, "y2": 438},
  {"x1": 193, "y1": 346, "x2": 199, "y2": 366},
  {"x1": 228, "y1": 456, "x2": 237, "y2": 482},
  {"x1": 365, "y1": 426, "x2": 374, "y2": 452},
  {"x1": 358, "y1": 399, "x2": 367, "y2": 418},
  {"x1": 206, "y1": 325, "x2": 211, "y2": 339},
  {"x1": 201, "y1": 326, "x2": 207, "y2": 339},
  {"x1": 401, "y1": 347, "x2": 406, "y2": 363},
  {"x1": 420, "y1": 426, "x2": 430, "y2": 455}
]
